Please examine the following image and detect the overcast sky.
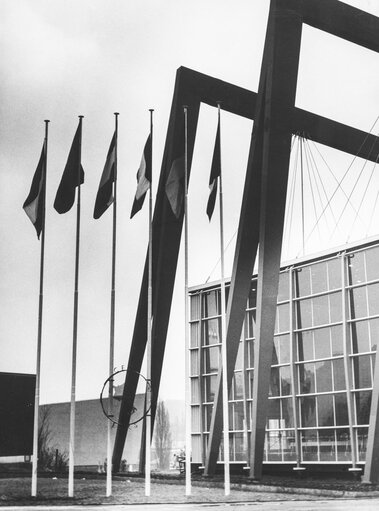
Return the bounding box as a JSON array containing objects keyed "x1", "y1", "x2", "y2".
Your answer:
[{"x1": 1, "y1": 0, "x2": 379, "y2": 405}]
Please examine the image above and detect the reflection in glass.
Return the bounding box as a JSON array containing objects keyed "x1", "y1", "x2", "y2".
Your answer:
[
  {"x1": 365, "y1": 246, "x2": 379, "y2": 281},
  {"x1": 347, "y1": 252, "x2": 366, "y2": 285},
  {"x1": 278, "y1": 334, "x2": 290, "y2": 364},
  {"x1": 300, "y1": 396, "x2": 316, "y2": 427},
  {"x1": 278, "y1": 303, "x2": 290, "y2": 332},
  {"x1": 328, "y1": 258, "x2": 341, "y2": 290},
  {"x1": 296, "y1": 299, "x2": 312, "y2": 329},
  {"x1": 233, "y1": 372, "x2": 243, "y2": 400},
  {"x1": 202, "y1": 290, "x2": 219, "y2": 318},
  {"x1": 191, "y1": 378, "x2": 200, "y2": 404},
  {"x1": 301, "y1": 430, "x2": 318, "y2": 461},
  {"x1": 191, "y1": 406, "x2": 200, "y2": 431},
  {"x1": 233, "y1": 401, "x2": 244, "y2": 431},
  {"x1": 297, "y1": 331, "x2": 314, "y2": 361},
  {"x1": 203, "y1": 346, "x2": 219, "y2": 374},
  {"x1": 334, "y1": 393, "x2": 348, "y2": 425},
  {"x1": 337, "y1": 429, "x2": 351, "y2": 462},
  {"x1": 190, "y1": 294, "x2": 200, "y2": 320},
  {"x1": 299, "y1": 363, "x2": 316, "y2": 394},
  {"x1": 233, "y1": 432, "x2": 245, "y2": 461},
  {"x1": 331, "y1": 325, "x2": 343, "y2": 356},
  {"x1": 294, "y1": 267, "x2": 311, "y2": 297},
  {"x1": 282, "y1": 398, "x2": 294, "y2": 428},
  {"x1": 357, "y1": 427, "x2": 368, "y2": 462},
  {"x1": 203, "y1": 318, "x2": 220, "y2": 346},
  {"x1": 355, "y1": 390, "x2": 371, "y2": 425},
  {"x1": 278, "y1": 271, "x2": 289, "y2": 302},
  {"x1": 368, "y1": 283, "x2": 379, "y2": 316},
  {"x1": 329, "y1": 292, "x2": 342, "y2": 323},
  {"x1": 349, "y1": 286, "x2": 368, "y2": 320},
  {"x1": 190, "y1": 323, "x2": 199, "y2": 348},
  {"x1": 280, "y1": 366, "x2": 292, "y2": 396},
  {"x1": 319, "y1": 429, "x2": 336, "y2": 461},
  {"x1": 190, "y1": 350, "x2": 199, "y2": 376},
  {"x1": 314, "y1": 327, "x2": 331, "y2": 359},
  {"x1": 351, "y1": 320, "x2": 370, "y2": 354},
  {"x1": 352, "y1": 355, "x2": 372, "y2": 389},
  {"x1": 332, "y1": 358, "x2": 346, "y2": 391},
  {"x1": 270, "y1": 367, "x2": 280, "y2": 397},
  {"x1": 247, "y1": 310, "x2": 256, "y2": 338},
  {"x1": 316, "y1": 360, "x2": 332, "y2": 393},
  {"x1": 317, "y1": 394, "x2": 334, "y2": 427},
  {"x1": 311, "y1": 262, "x2": 328, "y2": 294},
  {"x1": 313, "y1": 295, "x2": 329, "y2": 326},
  {"x1": 203, "y1": 375, "x2": 217, "y2": 402}
]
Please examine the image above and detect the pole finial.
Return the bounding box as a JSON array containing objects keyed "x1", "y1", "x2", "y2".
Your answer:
[
  {"x1": 44, "y1": 119, "x2": 50, "y2": 123},
  {"x1": 78, "y1": 115, "x2": 84, "y2": 119},
  {"x1": 149, "y1": 108, "x2": 154, "y2": 112},
  {"x1": 114, "y1": 112, "x2": 120, "y2": 116}
]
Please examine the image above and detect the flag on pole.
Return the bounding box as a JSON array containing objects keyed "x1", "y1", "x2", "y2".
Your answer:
[
  {"x1": 94, "y1": 133, "x2": 116, "y2": 219},
  {"x1": 130, "y1": 134, "x2": 152, "y2": 218},
  {"x1": 206, "y1": 118, "x2": 221, "y2": 220},
  {"x1": 165, "y1": 155, "x2": 185, "y2": 218},
  {"x1": 23, "y1": 144, "x2": 46, "y2": 238},
  {"x1": 54, "y1": 122, "x2": 84, "y2": 214}
]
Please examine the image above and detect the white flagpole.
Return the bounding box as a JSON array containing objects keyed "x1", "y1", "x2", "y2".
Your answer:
[
  {"x1": 183, "y1": 105, "x2": 191, "y2": 496},
  {"x1": 68, "y1": 115, "x2": 84, "y2": 498},
  {"x1": 217, "y1": 103, "x2": 230, "y2": 495},
  {"x1": 31, "y1": 119, "x2": 49, "y2": 497},
  {"x1": 106, "y1": 112, "x2": 119, "y2": 497},
  {"x1": 145, "y1": 108, "x2": 154, "y2": 497}
]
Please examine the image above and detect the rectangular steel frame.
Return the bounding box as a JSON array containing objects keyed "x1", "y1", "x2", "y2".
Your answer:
[{"x1": 113, "y1": 0, "x2": 379, "y2": 482}]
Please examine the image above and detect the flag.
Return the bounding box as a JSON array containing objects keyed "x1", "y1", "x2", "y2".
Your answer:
[
  {"x1": 130, "y1": 134, "x2": 152, "y2": 218},
  {"x1": 206, "y1": 118, "x2": 221, "y2": 220},
  {"x1": 54, "y1": 122, "x2": 84, "y2": 214},
  {"x1": 94, "y1": 133, "x2": 116, "y2": 219},
  {"x1": 165, "y1": 125, "x2": 185, "y2": 219},
  {"x1": 23, "y1": 144, "x2": 46, "y2": 239}
]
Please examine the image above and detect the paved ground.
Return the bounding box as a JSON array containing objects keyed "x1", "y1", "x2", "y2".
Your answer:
[{"x1": 2, "y1": 500, "x2": 379, "y2": 511}]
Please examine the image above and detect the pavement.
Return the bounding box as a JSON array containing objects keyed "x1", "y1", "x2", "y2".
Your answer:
[{"x1": 2, "y1": 500, "x2": 379, "y2": 511}]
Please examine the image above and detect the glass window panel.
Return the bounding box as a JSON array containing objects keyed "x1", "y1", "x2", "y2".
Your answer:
[
  {"x1": 191, "y1": 434, "x2": 202, "y2": 463},
  {"x1": 317, "y1": 394, "x2": 334, "y2": 427},
  {"x1": 332, "y1": 358, "x2": 346, "y2": 391},
  {"x1": 355, "y1": 390, "x2": 371, "y2": 425},
  {"x1": 296, "y1": 299, "x2": 312, "y2": 329},
  {"x1": 368, "y1": 283, "x2": 379, "y2": 316},
  {"x1": 319, "y1": 429, "x2": 336, "y2": 461},
  {"x1": 328, "y1": 258, "x2": 341, "y2": 290},
  {"x1": 300, "y1": 396, "x2": 317, "y2": 427},
  {"x1": 347, "y1": 252, "x2": 366, "y2": 285},
  {"x1": 190, "y1": 350, "x2": 199, "y2": 376},
  {"x1": 269, "y1": 367, "x2": 280, "y2": 397},
  {"x1": 233, "y1": 432, "x2": 245, "y2": 461},
  {"x1": 233, "y1": 401, "x2": 245, "y2": 431},
  {"x1": 334, "y1": 393, "x2": 348, "y2": 425},
  {"x1": 272, "y1": 338, "x2": 280, "y2": 365},
  {"x1": 301, "y1": 429, "x2": 318, "y2": 461},
  {"x1": 329, "y1": 292, "x2": 342, "y2": 323},
  {"x1": 247, "y1": 310, "x2": 256, "y2": 339},
  {"x1": 191, "y1": 378, "x2": 200, "y2": 404},
  {"x1": 314, "y1": 327, "x2": 331, "y2": 359},
  {"x1": 349, "y1": 287, "x2": 368, "y2": 320},
  {"x1": 299, "y1": 363, "x2": 316, "y2": 394},
  {"x1": 233, "y1": 372, "x2": 244, "y2": 400},
  {"x1": 247, "y1": 339, "x2": 254, "y2": 369},
  {"x1": 297, "y1": 331, "x2": 314, "y2": 361},
  {"x1": 278, "y1": 272, "x2": 289, "y2": 302},
  {"x1": 331, "y1": 325, "x2": 343, "y2": 356},
  {"x1": 203, "y1": 404, "x2": 213, "y2": 431},
  {"x1": 248, "y1": 282, "x2": 257, "y2": 309},
  {"x1": 278, "y1": 303, "x2": 290, "y2": 333},
  {"x1": 369, "y1": 318, "x2": 379, "y2": 352},
  {"x1": 281, "y1": 398, "x2": 294, "y2": 428},
  {"x1": 280, "y1": 366, "x2": 292, "y2": 396},
  {"x1": 190, "y1": 294, "x2": 200, "y2": 320},
  {"x1": 294, "y1": 267, "x2": 311, "y2": 297},
  {"x1": 203, "y1": 346, "x2": 219, "y2": 374},
  {"x1": 203, "y1": 375, "x2": 217, "y2": 402},
  {"x1": 336, "y1": 429, "x2": 351, "y2": 462},
  {"x1": 282, "y1": 430, "x2": 297, "y2": 461},
  {"x1": 351, "y1": 320, "x2": 370, "y2": 354},
  {"x1": 203, "y1": 318, "x2": 220, "y2": 346},
  {"x1": 247, "y1": 370, "x2": 254, "y2": 399},
  {"x1": 311, "y1": 262, "x2": 328, "y2": 294},
  {"x1": 202, "y1": 290, "x2": 219, "y2": 318},
  {"x1": 313, "y1": 295, "x2": 330, "y2": 326},
  {"x1": 357, "y1": 427, "x2": 368, "y2": 462},
  {"x1": 316, "y1": 360, "x2": 333, "y2": 393},
  {"x1": 190, "y1": 323, "x2": 199, "y2": 348},
  {"x1": 267, "y1": 398, "x2": 280, "y2": 426},
  {"x1": 267, "y1": 429, "x2": 283, "y2": 461},
  {"x1": 352, "y1": 355, "x2": 372, "y2": 389},
  {"x1": 191, "y1": 406, "x2": 201, "y2": 431},
  {"x1": 278, "y1": 335, "x2": 290, "y2": 364},
  {"x1": 235, "y1": 342, "x2": 243, "y2": 371},
  {"x1": 365, "y1": 246, "x2": 379, "y2": 282}
]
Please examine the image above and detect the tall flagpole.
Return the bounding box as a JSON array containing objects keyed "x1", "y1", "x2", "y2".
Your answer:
[
  {"x1": 106, "y1": 112, "x2": 119, "y2": 497},
  {"x1": 145, "y1": 108, "x2": 154, "y2": 497},
  {"x1": 31, "y1": 119, "x2": 49, "y2": 498},
  {"x1": 68, "y1": 115, "x2": 84, "y2": 498},
  {"x1": 183, "y1": 106, "x2": 191, "y2": 496},
  {"x1": 217, "y1": 103, "x2": 230, "y2": 495}
]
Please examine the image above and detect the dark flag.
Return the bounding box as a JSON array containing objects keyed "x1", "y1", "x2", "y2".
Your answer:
[
  {"x1": 23, "y1": 144, "x2": 46, "y2": 239},
  {"x1": 54, "y1": 121, "x2": 84, "y2": 214},
  {"x1": 130, "y1": 134, "x2": 152, "y2": 218},
  {"x1": 94, "y1": 133, "x2": 116, "y2": 219},
  {"x1": 206, "y1": 118, "x2": 221, "y2": 220},
  {"x1": 165, "y1": 125, "x2": 185, "y2": 219}
]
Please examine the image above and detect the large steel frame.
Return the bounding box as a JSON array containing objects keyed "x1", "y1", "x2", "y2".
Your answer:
[{"x1": 113, "y1": 0, "x2": 379, "y2": 481}]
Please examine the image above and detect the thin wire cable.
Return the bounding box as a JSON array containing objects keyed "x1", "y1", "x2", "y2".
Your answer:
[
  {"x1": 302, "y1": 134, "x2": 321, "y2": 243},
  {"x1": 331, "y1": 129, "x2": 379, "y2": 240},
  {"x1": 283, "y1": 135, "x2": 298, "y2": 254},
  {"x1": 205, "y1": 229, "x2": 237, "y2": 283},
  {"x1": 300, "y1": 116, "x2": 379, "y2": 249},
  {"x1": 366, "y1": 157, "x2": 379, "y2": 237},
  {"x1": 285, "y1": 134, "x2": 301, "y2": 257}
]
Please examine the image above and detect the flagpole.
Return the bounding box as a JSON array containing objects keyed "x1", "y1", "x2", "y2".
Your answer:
[
  {"x1": 217, "y1": 103, "x2": 230, "y2": 495},
  {"x1": 183, "y1": 106, "x2": 192, "y2": 496},
  {"x1": 31, "y1": 119, "x2": 49, "y2": 498},
  {"x1": 106, "y1": 112, "x2": 119, "y2": 497},
  {"x1": 68, "y1": 115, "x2": 84, "y2": 498},
  {"x1": 145, "y1": 108, "x2": 154, "y2": 497}
]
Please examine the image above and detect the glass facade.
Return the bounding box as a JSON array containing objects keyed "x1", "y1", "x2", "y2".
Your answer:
[{"x1": 189, "y1": 240, "x2": 379, "y2": 466}]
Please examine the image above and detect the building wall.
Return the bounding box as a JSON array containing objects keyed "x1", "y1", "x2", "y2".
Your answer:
[
  {"x1": 189, "y1": 239, "x2": 379, "y2": 466},
  {"x1": 42, "y1": 395, "x2": 144, "y2": 470}
]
